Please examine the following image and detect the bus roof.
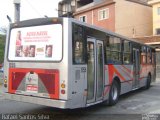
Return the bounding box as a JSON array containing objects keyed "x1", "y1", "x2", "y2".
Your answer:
[
  {"x1": 9, "y1": 17, "x2": 155, "y2": 50},
  {"x1": 70, "y1": 18, "x2": 155, "y2": 50}
]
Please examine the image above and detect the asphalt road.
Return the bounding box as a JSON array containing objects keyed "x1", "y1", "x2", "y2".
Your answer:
[{"x1": 0, "y1": 78, "x2": 160, "y2": 120}]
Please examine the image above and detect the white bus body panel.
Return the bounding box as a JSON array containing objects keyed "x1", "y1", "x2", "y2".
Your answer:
[{"x1": 3, "y1": 18, "x2": 156, "y2": 109}]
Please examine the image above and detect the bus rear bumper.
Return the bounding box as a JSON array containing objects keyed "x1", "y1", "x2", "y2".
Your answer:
[{"x1": 4, "y1": 93, "x2": 69, "y2": 109}]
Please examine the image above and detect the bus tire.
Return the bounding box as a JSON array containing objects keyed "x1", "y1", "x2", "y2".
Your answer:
[
  {"x1": 108, "y1": 80, "x2": 120, "y2": 106},
  {"x1": 144, "y1": 74, "x2": 151, "y2": 89}
]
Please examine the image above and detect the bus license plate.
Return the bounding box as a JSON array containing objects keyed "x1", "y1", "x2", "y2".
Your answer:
[{"x1": 26, "y1": 85, "x2": 38, "y2": 93}]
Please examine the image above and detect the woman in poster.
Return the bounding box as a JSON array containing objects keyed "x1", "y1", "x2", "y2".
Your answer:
[
  {"x1": 45, "y1": 45, "x2": 52, "y2": 57},
  {"x1": 29, "y1": 46, "x2": 36, "y2": 57},
  {"x1": 16, "y1": 31, "x2": 22, "y2": 46},
  {"x1": 15, "y1": 46, "x2": 22, "y2": 57},
  {"x1": 22, "y1": 45, "x2": 29, "y2": 57}
]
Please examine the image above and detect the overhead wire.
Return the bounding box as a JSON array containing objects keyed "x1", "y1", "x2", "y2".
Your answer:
[{"x1": 25, "y1": 0, "x2": 44, "y2": 17}]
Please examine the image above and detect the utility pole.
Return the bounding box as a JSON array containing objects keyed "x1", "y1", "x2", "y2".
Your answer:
[{"x1": 13, "y1": 0, "x2": 21, "y2": 22}]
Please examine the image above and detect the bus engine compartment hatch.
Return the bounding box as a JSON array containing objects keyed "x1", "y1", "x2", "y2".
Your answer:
[{"x1": 8, "y1": 68, "x2": 59, "y2": 99}]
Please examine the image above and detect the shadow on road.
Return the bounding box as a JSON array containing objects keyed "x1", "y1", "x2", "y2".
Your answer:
[
  {"x1": 22, "y1": 105, "x2": 141, "y2": 120},
  {"x1": 17, "y1": 86, "x2": 155, "y2": 120},
  {"x1": 1, "y1": 79, "x2": 160, "y2": 120}
]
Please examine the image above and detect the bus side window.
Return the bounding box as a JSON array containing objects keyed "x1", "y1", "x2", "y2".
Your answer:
[
  {"x1": 105, "y1": 36, "x2": 122, "y2": 64},
  {"x1": 104, "y1": 36, "x2": 111, "y2": 64},
  {"x1": 123, "y1": 40, "x2": 131, "y2": 64},
  {"x1": 141, "y1": 46, "x2": 147, "y2": 64},
  {"x1": 152, "y1": 51, "x2": 155, "y2": 64},
  {"x1": 72, "y1": 24, "x2": 85, "y2": 64},
  {"x1": 147, "y1": 47, "x2": 152, "y2": 64}
]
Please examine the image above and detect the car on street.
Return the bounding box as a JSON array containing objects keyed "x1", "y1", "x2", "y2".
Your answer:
[{"x1": 0, "y1": 64, "x2": 3, "y2": 73}]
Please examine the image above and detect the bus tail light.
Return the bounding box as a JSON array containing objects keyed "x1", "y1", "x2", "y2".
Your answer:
[
  {"x1": 61, "y1": 83, "x2": 65, "y2": 88},
  {"x1": 4, "y1": 79, "x2": 7, "y2": 84},
  {"x1": 4, "y1": 79, "x2": 7, "y2": 88},
  {"x1": 61, "y1": 90, "x2": 65, "y2": 94}
]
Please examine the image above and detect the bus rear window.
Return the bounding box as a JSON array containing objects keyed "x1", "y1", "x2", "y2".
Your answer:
[{"x1": 8, "y1": 24, "x2": 62, "y2": 61}]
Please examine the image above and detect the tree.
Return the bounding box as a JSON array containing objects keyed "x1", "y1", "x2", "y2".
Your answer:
[
  {"x1": 0, "y1": 34, "x2": 6, "y2": 63},
  {"x1": 0, "y1": 26, "x2": 7, "y2": 34}
]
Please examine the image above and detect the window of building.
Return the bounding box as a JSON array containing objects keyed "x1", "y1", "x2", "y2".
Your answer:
[
  {"x1": 79, "y1": 15, "x2": 87, "y2": 22},
  {"x1": 157, "y1": 7, "x2": 160, "y2": 15},
  {"x1": 156, "y1": 28, "x2": 160, "y2": 35},
  {"x1": 72, "y1": 23, "x2": 86, "y2": 64},
  {"x1": 98, "y1": 8, "x2": 109, "y2": 21},
  {"x1": 123, "y1": 41, "x2": 131, "y2": 64},
  {"x1": 105, "y1": 36, "x2": 122, "y2": 64}
]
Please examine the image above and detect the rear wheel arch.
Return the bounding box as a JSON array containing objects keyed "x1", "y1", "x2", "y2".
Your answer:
[
  {"x1": 108, "y1": 76, "x2": 121, "y2": 106},
  {"x1": 113, "y1": 76, "x2": 121, "y2": 92}
]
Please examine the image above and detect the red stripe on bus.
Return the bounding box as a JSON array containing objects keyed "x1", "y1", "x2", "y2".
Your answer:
[
  {"x1": 120, "y1": 66, "x2": 133, "y2": 80},
  {"x1": 122, "y1": 65, "x2": 134, "y2": 75},
  {"x1": 108, "y1": 65, "x2": 125, "y2": 83}
]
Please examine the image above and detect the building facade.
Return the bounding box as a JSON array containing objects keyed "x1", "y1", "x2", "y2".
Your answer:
[
  {"x1": 58, "y1": 0, "x2": 153, "y2": 38},
  {"x1": 148, "y1": 0, "x2": 160, "y2": 77},
  {"x1": 148, "y1": 0, "x2": 160, "y2": 35}
]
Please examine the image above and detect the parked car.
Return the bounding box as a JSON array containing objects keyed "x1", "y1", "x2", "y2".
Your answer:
[
  {"x1": 0, "y1": 63, "x2": 3, "y2": 73},
  {"x1": 0, "y1": 67, "x2": 3, "y2": 73}
]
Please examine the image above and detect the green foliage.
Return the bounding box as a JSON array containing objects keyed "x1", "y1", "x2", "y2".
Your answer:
[{"x1": 0, "y1": 35, "x2": 6, "y2": 64}]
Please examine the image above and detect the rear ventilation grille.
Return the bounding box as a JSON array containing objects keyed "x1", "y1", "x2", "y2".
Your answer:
[{"x1": 75, "y1": 70, "x2": 80, "y2": 80}]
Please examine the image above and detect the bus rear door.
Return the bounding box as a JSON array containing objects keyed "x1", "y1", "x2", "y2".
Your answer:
[{"x1": 87, "y1": 38, "x2": 104, "y2": 104}]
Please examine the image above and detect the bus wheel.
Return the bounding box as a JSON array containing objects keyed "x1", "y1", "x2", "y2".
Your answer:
[
  {"x1": 144, "y1": 74, "x2": 151, "y2": 89},
  {"x1": 108, "y1": 80, "x2": 120, "y2": 106}
]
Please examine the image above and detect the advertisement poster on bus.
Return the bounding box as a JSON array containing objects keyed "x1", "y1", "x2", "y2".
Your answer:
[{"x1": 8, "y1": 24, "x2": 62, "y2": 61}]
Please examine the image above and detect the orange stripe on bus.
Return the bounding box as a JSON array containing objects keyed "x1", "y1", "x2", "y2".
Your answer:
[{"x1": 108, "y1": 65, "x2": 125, "y2": 83}]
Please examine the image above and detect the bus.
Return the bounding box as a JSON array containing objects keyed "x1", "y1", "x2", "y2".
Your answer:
[{"x1": 3, "y1": 17, "x2": 156, "y2": 109}]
